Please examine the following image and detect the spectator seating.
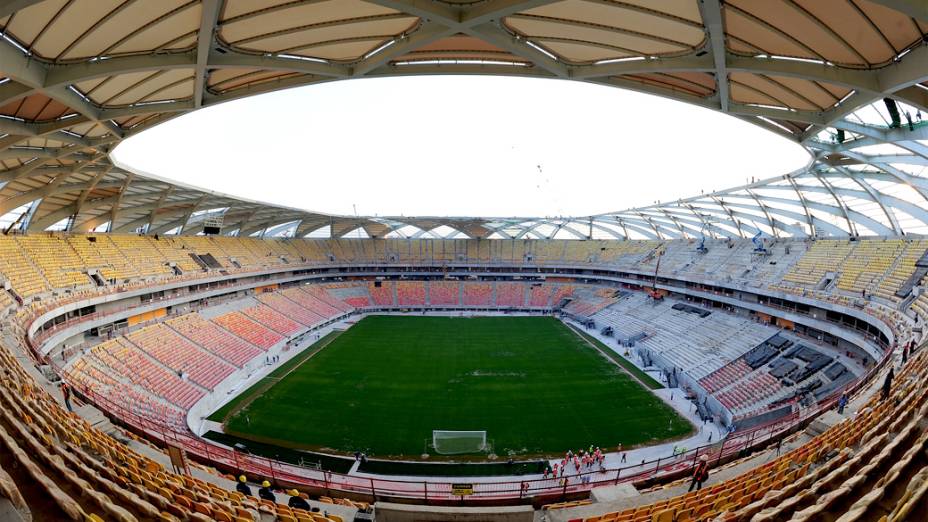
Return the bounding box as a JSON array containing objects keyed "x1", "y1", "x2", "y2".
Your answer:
[
  {"x1": 783, "y1": 240, "x2": 856, "y2": 287},
  {"x1": 835, "y1": 239, "x2": 902, "y2": 295},
  {"x1": 126, "y1": 324, "x2": 235, "y2": 390},
  {"x1": 429, "y1": 281, "x2": 460, "y2": 305},
  {"x1": 875, "y1": 239, "x2": 928, "y2": 302},
  {"x1": 715, "y1": 371, "x2": 782, "y2": 414},
  {"x1": 528, "y1": 284, "x2": 554, "y2": 306},
  {"x1": 700, "y1": 360, "x2": 753, "y2": 393},
  {"x1": 583, "y1": 351, "x2": 928, "y2": 522},
  {"x1": 462, "y1": 282, "x2": 492, "y2": 306},
  {"x1": 368, "y1": 281, "x2": 395, "y2": 306},
  {"x1": 212, "y1": 310, "x2": 283, "y2": 349},
  {"x1": 241, "y1": 304, "x2": 304, "y2": 336},
  {"x1": 0, "y1": 234, "x2": 48, "y2": 297},
  {"x1": 256, "y1": 291, "x2": 324, "y2": 327},
  {"x1": 495, "y1": 282, "x2": 524, "y2": 306},
  {"x1": 65, "y1": 358, "x2": 187, "y2": 431},
  {"x1": 88, "y1": 338, "x2": 204, "y2": 409},
  {"x1": 0, "y1": 340, "x2": 314, "y2": 521},
  {"x1": 344, "y1": 296, "x2": 371, "y2": 307},
  {"x1": 550, "y1": 285, "x2": 575, "y2": 306},
  {"x1": 67, "y1": 235, "x2": 140, "y2": 282},
  {"x1": 0, "y1": 236, "x2": 927, "y2": 521},
  {"x1": 324, "y1": 283, "x2": 373, "y2": 309},
  {"x1": 109, "y1": 234, "x2": 176, "y2": 278},
  {"x1": 564, "y1": 296, "x2": 617, "y2": 316},
  {"x1": 166, "y1": 313, "x2": 263, "y2": 368},
  {"x1": 397, "y1": 281, "x2": 426, "y2": 305},
  {"x1": 15, "y1": 234, "x2": 90, "y2": 289},
  {"x1": 301, "y1": 286, "x2": 352, "y2": 315}
]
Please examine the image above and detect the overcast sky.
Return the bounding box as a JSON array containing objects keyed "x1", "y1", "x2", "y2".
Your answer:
[{"x1": 113, "y1": 75, "x2": 811, "y2": 218}]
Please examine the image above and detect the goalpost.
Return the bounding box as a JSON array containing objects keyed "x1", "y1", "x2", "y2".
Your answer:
[{"x1": 432, "y1": 430, "x2": 488, "y2": 455}]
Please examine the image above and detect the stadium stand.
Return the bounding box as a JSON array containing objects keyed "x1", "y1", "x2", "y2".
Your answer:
[
  {"x1": 67, "y1": 235, "x2": 139, "y2": 282},
  {"x1": 462, "y1": 282, "x2": 492, "y2": 306},
  {"x1": 368, "y1": 281, "x2": 395, "y2": 306},
  {"x1": 241, "y1": 304, "x2": 304, "y2": 336},
  {"x1": 579, "y1": 350, "x2": 928, "y2": 522},
  {"x1": 256, "y1": 291, "x2": 324, "y2": 327},
  {"x1": 529, "y1": 284, "x2": 554, "y2": 307},
  {"x1": 3, "y1": 0, "x2": 928, "y2": 517},
  {"x1": 125, "y1": 325, "x2": 235, "y2": 390},
  {"x1": 212, "y1": 311, "x2": 283, "y2": 350},
  {"x1": 396, "y1": 281, "x2": 426, "y2": 306},
  {"x1": 165, "y1": 313, "x2": 264, "y2": 368},
  {"x1": 322, "y1": 283, "x2": 373, "y2": 309},
  {"x1": 87, "y1": 338, "x2": 205, "y2": 409},
  {"x1": 0, "y1": 234, "x2": 48, "y2": 297},
  {"x1": 495, "y1": 282, "x2": 525, "y2": 307},
  {"x1": 428, "y1": 281, "x2": 460, "y2": 306},
  {"x1": 0, "y1": 234, "x2": 921, "y2": 522},
  {"x1": 281, "y1": 286, "x2": 345, "y2": 321},
  {"x1": 304, "y1": 286, "x2": 354, "y2": 315},
  {"x1": 15, "y1": 235, "x2": 90, "y2": 290}
]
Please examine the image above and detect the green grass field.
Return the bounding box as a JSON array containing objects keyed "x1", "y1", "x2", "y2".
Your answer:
[{"x1": 220, "y1": 315, "x2": 692, "y2": 458}]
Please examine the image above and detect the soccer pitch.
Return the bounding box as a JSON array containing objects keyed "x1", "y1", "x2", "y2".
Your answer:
[{"x1": 218, "y1": 315, "x2": 692, "y2": 458}]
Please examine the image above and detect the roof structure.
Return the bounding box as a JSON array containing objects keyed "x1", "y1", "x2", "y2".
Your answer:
[{"x1": 0, "y1": 0, "x2": 926, "y2": 239}]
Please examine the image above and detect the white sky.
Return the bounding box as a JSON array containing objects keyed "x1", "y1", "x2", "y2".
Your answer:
[{"x1": 112, "y1": 76, "x2": 811, "y2": 218}]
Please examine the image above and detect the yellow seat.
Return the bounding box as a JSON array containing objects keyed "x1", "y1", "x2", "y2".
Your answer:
[{"x1": 650, "y1": 509, "x2": 673, "y2": 522}]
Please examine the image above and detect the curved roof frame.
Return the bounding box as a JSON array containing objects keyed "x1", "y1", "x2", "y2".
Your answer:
[{"x1": 0, "y1": 0, "x2": 926, "y2": 239}]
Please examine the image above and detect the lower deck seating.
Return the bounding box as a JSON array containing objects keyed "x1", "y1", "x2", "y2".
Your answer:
[
  {"x1": 212, "y1": 310, "x2": 283, "y2": 349},
  {"x1": 368, "y1": 281, "x2": 395, "y2": 306},
  {"x1": 87, "y1": 338, "x2": 204, "y2": 409},
  {"x1": 528, "y1": 284, "x2": 553, "y2": 306},
  {"x1": 462, "y1": 282, "x2": 492, "y2": 306},
  {"x1": 396, "y1": 281, "x2": 426, "y2": 305},
  {"x1": 584, "y1": 350, "x2": 928, "y2": 522},
  {"x1": 700, "y1": 360, "x2": 753, "y2": 393},
  {"x1": 126, "y1": 324, "x2": 235, "y2": 390},
  {"x1": 166, "y1": 312, "x2": 264, "y2": 367},
  {"x1": 495, "y1": 282, "x2": 525, "y2": 306},
  {"x1": 241, "y1": 304, "x2": 304, "y2": 336},
  {"x1": 429, "y1": 281, "x2": 460, "y2": 305},
  {"x1": 256, "y1": 291, "x2": 324, "y2": 327}
]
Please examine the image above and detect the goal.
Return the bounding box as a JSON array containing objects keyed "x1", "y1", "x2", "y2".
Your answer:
[{"x1": 432, "y1": 430, "x2": 488, "y2": 455}]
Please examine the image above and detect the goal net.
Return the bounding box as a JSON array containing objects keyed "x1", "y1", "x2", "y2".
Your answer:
[{"x1": 432, "y1": 430, "x2": 487, "y2": 455}]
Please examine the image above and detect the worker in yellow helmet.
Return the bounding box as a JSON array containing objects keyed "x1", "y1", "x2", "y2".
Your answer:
[
  {"x1": 236, "y1": 475, "x2": 252, "y2": 496},
  {"x1": 258, "y1": 480, "x2": 275, "y2": 501},
  {"x1": 288, "y1": 489, "x2": 311, "y2": 510}
]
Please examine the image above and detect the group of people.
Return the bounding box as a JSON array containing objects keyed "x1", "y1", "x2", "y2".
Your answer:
[
  {"x1": 543, "y1": 446, "x2": 607, "y2": 480},
  {"x1": 236, "y1": 475, "x2": 321, "y2": 512}
]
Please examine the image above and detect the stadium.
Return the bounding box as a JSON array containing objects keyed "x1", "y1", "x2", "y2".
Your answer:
[{"x1": 0, "y1": 1, "x2": 927, "y2": 521}]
